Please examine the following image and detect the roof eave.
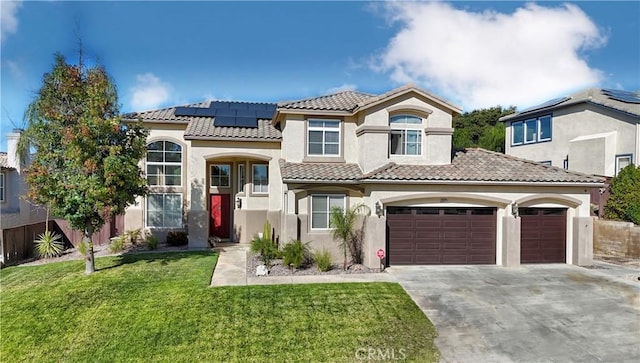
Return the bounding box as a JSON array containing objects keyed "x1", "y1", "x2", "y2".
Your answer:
[
  {"x1": 354, "y1": 87, "x2": 463, "y2": 116},
  {"x1": 360, "y1": 179, "x2": 604, "y2": 187},
  {"x1": 184, "y1": 136, "x2": 281, "y2": 142},
  {"x1": 282, "y1": 179, "x2": 361, "y2": 184}
]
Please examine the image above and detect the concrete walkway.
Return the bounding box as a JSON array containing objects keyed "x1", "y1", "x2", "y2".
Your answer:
[{"x1": 209, "y1": 245, "x2": 393, "y2": 287}]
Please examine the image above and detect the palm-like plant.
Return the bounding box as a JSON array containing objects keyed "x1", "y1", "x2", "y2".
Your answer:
[
  {"x1": 35, "y1": 230, "x2": 64, "y2": 258},
  {"x1": 329, "y1": 204, "x2": 370, "y2": 270}
]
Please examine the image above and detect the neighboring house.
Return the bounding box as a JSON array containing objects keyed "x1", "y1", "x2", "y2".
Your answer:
[
  {"x1": 0, "y1": 131, "x2": 48, "y2": 264},
  {"x1": 500, "y1": 88, "x2": 640, "y2": 177},
  {"x1": 123, "y1": 84, "x2": 602, "y2": 268}
]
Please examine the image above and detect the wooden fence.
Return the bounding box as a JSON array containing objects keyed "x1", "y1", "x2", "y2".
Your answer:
[{"x1": 1, "y1": 215, "x2": 124, "y2": 267}]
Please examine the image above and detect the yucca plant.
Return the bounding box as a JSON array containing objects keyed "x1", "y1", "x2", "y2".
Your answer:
[
  {"x1": 250, "y1": 235, "x2": 277, "y2": 268},
  {"x1": 34, "y1": 230, "x2": 64, "y2": 258}
]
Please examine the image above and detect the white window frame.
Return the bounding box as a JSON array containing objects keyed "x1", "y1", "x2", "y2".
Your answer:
[
  {"x1": 310, "y1": 194, "x2": 345, "y2": 230},
  {"x1": 539, "y1": 160, "x2": 552, "y2": 166},
  {"x1": 0, "y1": 172, "x2": 5, "y2": 202},
  {"x1": 210, "y1": 164, "x2": 231, "y2": 188},
  {"x1": 524, "y1": 118, "x2": 537, "y2": 144},
  {"x1": 252, "y1": 164, "x2": 269, "y2": 194},
  {"x1": 237, "y1": 164, "x2": 245, "y2": 193},
  {"x1": 307, "y1": 119, "x2": 341, "y2": 156},
  {"x1": 511, "y1": 115, "x2": 552, "y2": 146},
  {"x1": 511, "y1": 121, "x2": 524, "y2": 145},
  {"x1": 615, "y1": 154, "x2": 633, "y2": 175},
  {"x1": 146, "y1": 193, "x2": 183, "y2": 228},
  {"x1": 563, "y1": 157, "x2": 569, "y2": 170},
  {"x1": 389, "y1": 114, "x2": 423, "y2": 156},
  {"x1": 146, "y1": 141, "x2": 182, "y2": 187},
  {"x1": 538, "y1": 115, "x2": 552, "y2": 142}
]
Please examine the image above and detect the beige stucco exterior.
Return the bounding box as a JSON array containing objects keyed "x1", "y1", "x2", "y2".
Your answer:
[{"x1": 504, "y1": 103, "x2": 640, "y2": 176}]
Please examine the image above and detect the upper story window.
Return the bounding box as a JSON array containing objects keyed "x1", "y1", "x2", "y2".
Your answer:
[
  {"x1": 147, "y1": 141, "x2": 182, "y2": 186},
  {"x1": 252, "y1": 164, "x2": 269, "y2": 194},
  {"x1": 615, "y1": 154, "x2": 633, "y2": 175},
  {"x1": 389, "y1": 114, "x2": 423, "y2": 156},
  {"x1": 308, "y1": 119, "x2": 340, "y2": 156},
  {"x1": 512, "y1": 115, "x2": 552, "y2": 146},
  {"x1": 211, "y1": 164, "x2": 231, "y2": 187},
  {"x1": 0, "y1": 172, "x2": 5, "y2": 202}
]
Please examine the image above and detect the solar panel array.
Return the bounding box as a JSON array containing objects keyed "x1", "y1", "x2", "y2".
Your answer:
[
  {"x1": 519, "y1": 97, "x2": 570, "y2": 114},
  {"x1": 174, "y1": 101, "x2": 277, "y2": 128},
  {"x1": 602, "y1": 89, "x2": 640, "y2": 104}
]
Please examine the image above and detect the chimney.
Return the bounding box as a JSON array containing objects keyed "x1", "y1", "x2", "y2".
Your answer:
[{"x1": 7, "y1": 129, "x2": 22, "y2": 173}]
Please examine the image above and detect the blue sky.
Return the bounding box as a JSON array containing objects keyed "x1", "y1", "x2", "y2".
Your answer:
[{"x1": 1, "y1": 1, "x2": 639, "y2": 151}]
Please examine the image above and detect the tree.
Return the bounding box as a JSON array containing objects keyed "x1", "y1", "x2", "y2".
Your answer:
[
  {"x1": 452, "y1": 106, "x2": 516, "y2": 152},
  {"x1": 20, "y1": 54, "x2": 149, "y2": 274},
  {"x1": 604, "y1": 165, "x2": 640, "y2": 224},
  {"x1": 329, "y1": 204, "x2": 370, "y2": 270}
]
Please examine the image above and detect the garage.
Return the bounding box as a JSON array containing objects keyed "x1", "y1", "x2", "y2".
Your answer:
[
  {"x1": 387, "y1": 207, "x2": 496, "y2": 265},
  {"x1": 520, "y1": 208, "x2": 567, "y2": 263}
]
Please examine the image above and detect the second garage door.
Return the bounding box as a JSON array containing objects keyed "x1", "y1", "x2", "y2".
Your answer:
[
  {"x1": 387, "y1": 207, "x2": 496, "y2": 265},
  {"x1": 520, "y1": 208, "x2": 567, "y2": 263}
]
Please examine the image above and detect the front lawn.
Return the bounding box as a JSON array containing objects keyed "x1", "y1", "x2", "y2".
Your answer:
[{"x1": 1, "y1": 251, "x2": 438, "y2": 362}]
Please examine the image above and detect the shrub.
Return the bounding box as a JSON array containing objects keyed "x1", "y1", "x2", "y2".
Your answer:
[
  {"x1": 126, "y1": 229, "x2": 142, "y2": 245},
  {"x1": 166, "y1": 231, "x2": 188, "y2": 246},
  {"x1": 250, "y1": 235, "x2": 278, "y2": 268},
  {"x1": 605, "y1": 164, "x2": 640, "y2": 224},
  {"x1": 145, "y1": 235, "x2": 159, "y2": 250},
  {"x1": 109, "y1": 235, "x2": 126, "y2": 253},
  {"x1": 34, "y1": 230, "x2": 64, "y2": 258},
  {"x1": 313, "y1": 249, "x2": 333, "y2": 272},
  {"x1": 282, "y1": 240, "x2": 311, "y2": 270}
]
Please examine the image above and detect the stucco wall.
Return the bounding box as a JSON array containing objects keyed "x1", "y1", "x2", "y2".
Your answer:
[{"x1": 594, "y1": 219, "x2": 640, "y2": 258}]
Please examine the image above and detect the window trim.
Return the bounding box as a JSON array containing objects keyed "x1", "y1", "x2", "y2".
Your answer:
[
  {"x1": 251, "y1": 163, "x2": 269, "y2": 195},
  {"x1": 210, "y1": 164, "x2": 231, "y2": 188},
  {"x1": 538, "y1": 160, "x2": 552, "y2": 166},
  {"x1": 310, "y1": 194, "x2": 346, "y2": 230},
  {"x1": 389, "y1": 114, "x2": 423, "y2": 156},
  {"x1": 563, "y1": 157, "x2": 569, "y2": 170},
  {"x1": 146, "y1": 140, "x2": 183, "y2": 187},
  {"x1": 615, "y1": 154, "x2": 633, "y2": 175},
  {"x1": 511, "y1": 114, "x2": 553, "y2": 146},
  {"x1": 0, "y1": 172, "x2": 5, "y2": 202},
  {"x1": 145, "y1": 193, "x2": 183, "y2": 229},
  {"x1": 306, "y1": 119, "x2": 341, "y2": 157},
  {"x1": 237, "y1": 164, "x2": 245, "y2": 194}
]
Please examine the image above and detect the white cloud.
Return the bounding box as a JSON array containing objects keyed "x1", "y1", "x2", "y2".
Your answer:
[
  {"x1": 326, "y1": 83, "x2": 357, "y2": 94},
  {"x1": 373, "y1": 2, "x2": 607, "y2": 109},
  {"x1": 4, "y1": 59, "x2": 23, "y2": 79},
  {"x1": 130, "y1": 73, "x2": 171, "y2": 110},
  {"x1": 1, "y1": 1, "x2": 23, "y2": 43}
]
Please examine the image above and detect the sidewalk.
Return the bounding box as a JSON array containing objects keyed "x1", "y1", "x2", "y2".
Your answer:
[{"x1": 210, "y1": 245, "x2": 393, "y2": 287}]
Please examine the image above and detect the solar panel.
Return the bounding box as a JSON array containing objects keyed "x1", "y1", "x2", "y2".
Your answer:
[
  {"x1": 519, "y1": 97, "x2": 570, "y2": 114},
  {"x1": 235, "y1": 116, "x2": 259, "y2": 128},
  {"x1": 602, "y1": 89, "x2": 640, "y2": 104},
  {"x1": 256, "y1": 109, "x2": 274, "y2": 119},
  {"x1": 215, "y1": 108, "x2": 236, "y2": 117},
  {"x1": 214, "y1": 116, "x2": 237, "y2": 127},
  {"x1": 174, "y1": 107, "x2": 197, "y2": 116},
  {"x1": 237, "y1": 109, "x2": 257, "y2": 118},
  {"x1": 210, "y1": 101, "x2": 231, "y2": 110},
  {"x1": 229, "y1": 102, "x2": 248, "y2": 110},
  {"x1": 194, "y1": 108, "x2": 216, "y2": 117}
]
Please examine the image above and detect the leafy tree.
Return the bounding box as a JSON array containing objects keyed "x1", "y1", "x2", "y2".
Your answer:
[
  {"x1": 452, "y1": 105, "x2": 516, "y2": 152},
  {"x1": 329, "y1": 204, "x2": 370, "y2": 270},
  {"x1": 604, "y1": 165, "x2": 640, "y2": 224},
  {"x1": 19, "y1": 54, "x2": 148, "y2": 274}
]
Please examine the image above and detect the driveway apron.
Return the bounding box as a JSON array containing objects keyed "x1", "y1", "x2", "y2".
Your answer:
[{"x1": 387, "y1": 264, "x2": 640, "y2": 363}]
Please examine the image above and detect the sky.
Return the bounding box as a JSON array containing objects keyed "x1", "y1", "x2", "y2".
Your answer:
[{"x1": 1, "y1": 1, "x2": 639, "y2": 152}]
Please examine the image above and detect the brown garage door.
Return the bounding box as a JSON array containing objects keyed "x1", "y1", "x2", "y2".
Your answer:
[
  {"x1": 520, "y1": 208, "x2": 566, "y2": 263},
  {"x1": 387, "y1": 207, "x2": 496, "y2": 265}
]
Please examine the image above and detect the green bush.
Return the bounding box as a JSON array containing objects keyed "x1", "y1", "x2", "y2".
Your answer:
[
  {"x1": 250, "y1": 235, "x2": 278, "y2": 268},
  {"x1": 34, "y1": 230, "x2": 64, "y2": 258},
  {"x1": 109, "y1": 235, "x2": 126, "y2": 253},
  {"x1": 282, "y1": 240, "x2": 311, "y2": 270},
  {"x1": 145, "y1": 235, "x2": 159, "y2": 250},
  {"x1": 313, "y1": 249, "x2": 333, "y2": 272},
  {"x1": 126, "y1": 229, "x2": 142, "y2": 245},
  {"x1": 166, "y1": 231, "x2": 188, "y2": 246},
  {"x1": 605, "y1": 164, "x2": 640, "y2": 224}
]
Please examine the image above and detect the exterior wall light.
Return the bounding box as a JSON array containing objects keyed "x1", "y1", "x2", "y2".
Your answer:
[
  {"x1": 236, "y1": 197, "x2": 242, "y2": 209},
  {"x1": 375, "y1": 201, "x2": 383, "y2": 217},
  {"x1": 511, "y1": 202, "x2": 519, "y2": 217}
]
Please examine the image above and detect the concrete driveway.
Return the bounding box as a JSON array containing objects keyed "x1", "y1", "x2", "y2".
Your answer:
[{"x1": 386, "y1": 263, "x2": 640, "y2": 363}]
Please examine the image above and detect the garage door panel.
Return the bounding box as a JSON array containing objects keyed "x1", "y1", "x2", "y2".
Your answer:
[
  {"x1": 415, "y1": 231, "x2": 441, "y2": 239},
  {"x1": 520, "y1": 208, "x2": 566, "y2": 263},
  {"x1": 415, "y1": 243, "x2": 440, "y2": 250}
]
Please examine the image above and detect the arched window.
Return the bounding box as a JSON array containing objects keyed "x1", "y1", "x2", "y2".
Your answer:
[
  {"x1": 146, "y1": 141, "x2": 182, "y2": 186},
  {"x1": 389, "y1": 114, "x2": 423, "y2": 155}
]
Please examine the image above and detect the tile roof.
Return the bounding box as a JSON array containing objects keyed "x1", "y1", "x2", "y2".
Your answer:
[
  {"x1": 279, "y1": 149, "x2": 603, "y2": 185},
  {"x1": 279, "y1": 160, "x2": 363, "y2": 183},
  {"x1": 0, "y1": 152, "x2": 10, "y2": 169},
  {"x1": 123, "y1": 101, "x2": 282, "y2": 142},
  {"x1": 500, "y1": 88, "x2": 640, "y2": 121},
  {"x1": 278, "y1": 90, "x2": 375, "y2": 112}
]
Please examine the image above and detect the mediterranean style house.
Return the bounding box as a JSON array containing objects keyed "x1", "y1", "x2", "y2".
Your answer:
[
  {"x1": 500, "y1": 88, "x2": 640, "y2": 177},
  {"x1": 123, "y1": 84, "x2": 603, "y2": 268}
]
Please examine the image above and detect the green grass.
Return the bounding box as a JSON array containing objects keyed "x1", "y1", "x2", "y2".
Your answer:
[{"x1": 1, "y1": 251, "x2": 438, "y2": 362}]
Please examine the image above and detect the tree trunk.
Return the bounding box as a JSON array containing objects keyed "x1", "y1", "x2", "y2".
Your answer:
[
  {"x1": 343, "y1": 244, "x2": 347, "y2": 271},
  {"x1": 84, "y1": 226, "x2": 95, "y2": 274}
]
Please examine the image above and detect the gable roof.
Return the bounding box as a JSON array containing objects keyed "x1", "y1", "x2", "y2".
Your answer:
[
  {"x1": 280, "y1": 148, "x2": 603, "y2": 185},
  {"x1": 276, "y1": 83, "x2": 462, "y2": 118},
  {"x1": 500, "y1": 88, "x2": 640, "y2": 122},
  {"x1": 122, "y1": 101, "x2": 282, "y2": 142}
]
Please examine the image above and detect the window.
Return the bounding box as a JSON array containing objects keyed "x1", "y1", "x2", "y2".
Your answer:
[
  {"x1": 563, "y1": 157, "x2": 569, "y2": 170},
  {"x1": 511, "y1": 115, "x2": 552, "y2": 145},
  {"x1": 252, "y1": 164, "x2": 268, "y2": 194},
  {"x1": 389, "y1": 114, "x2": 422, "y2": 156},
  {"x1": 146, "y1": 193, "x2": 182, "y2": 228},
  {"x1": 539, "y1": 160, "x2": 552, "y2": 166},
  {"x1": 146, "y1": 141, "x2": 182, "y2": 186},
  {"x1": 307, "y1": 119, "x2": 340, "y2": 156},
  {"x1": 0, "y1": 172, "x2": 4, "y2": 202},
  {"x1": 615, "y1": 154, "x2": 633, "y2": 175},
  {"x1": 238, "y1": 164, "x2": 245, "y2": 193},
  {"x1": 210, "y1": 164, "x2": 231, "y2": 187},
  {"x1": 310, "y1": 194, "x2": 345, "y2": 229}
]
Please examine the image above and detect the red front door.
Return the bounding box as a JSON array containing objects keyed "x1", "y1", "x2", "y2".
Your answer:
[{"x1": 210, "y1": 194, "x2": 230, "y2": 239}]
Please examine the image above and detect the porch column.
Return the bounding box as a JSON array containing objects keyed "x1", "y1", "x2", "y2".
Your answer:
[
  {"x1": 188, "y1": 155, "x2": 208, "y2": 249},
  {"x1": 572, "y1": 217, "x2": 594, "y2": 265},
  {"x1": 502, "y1": 216, "x2": 521, "y2": 267}
]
